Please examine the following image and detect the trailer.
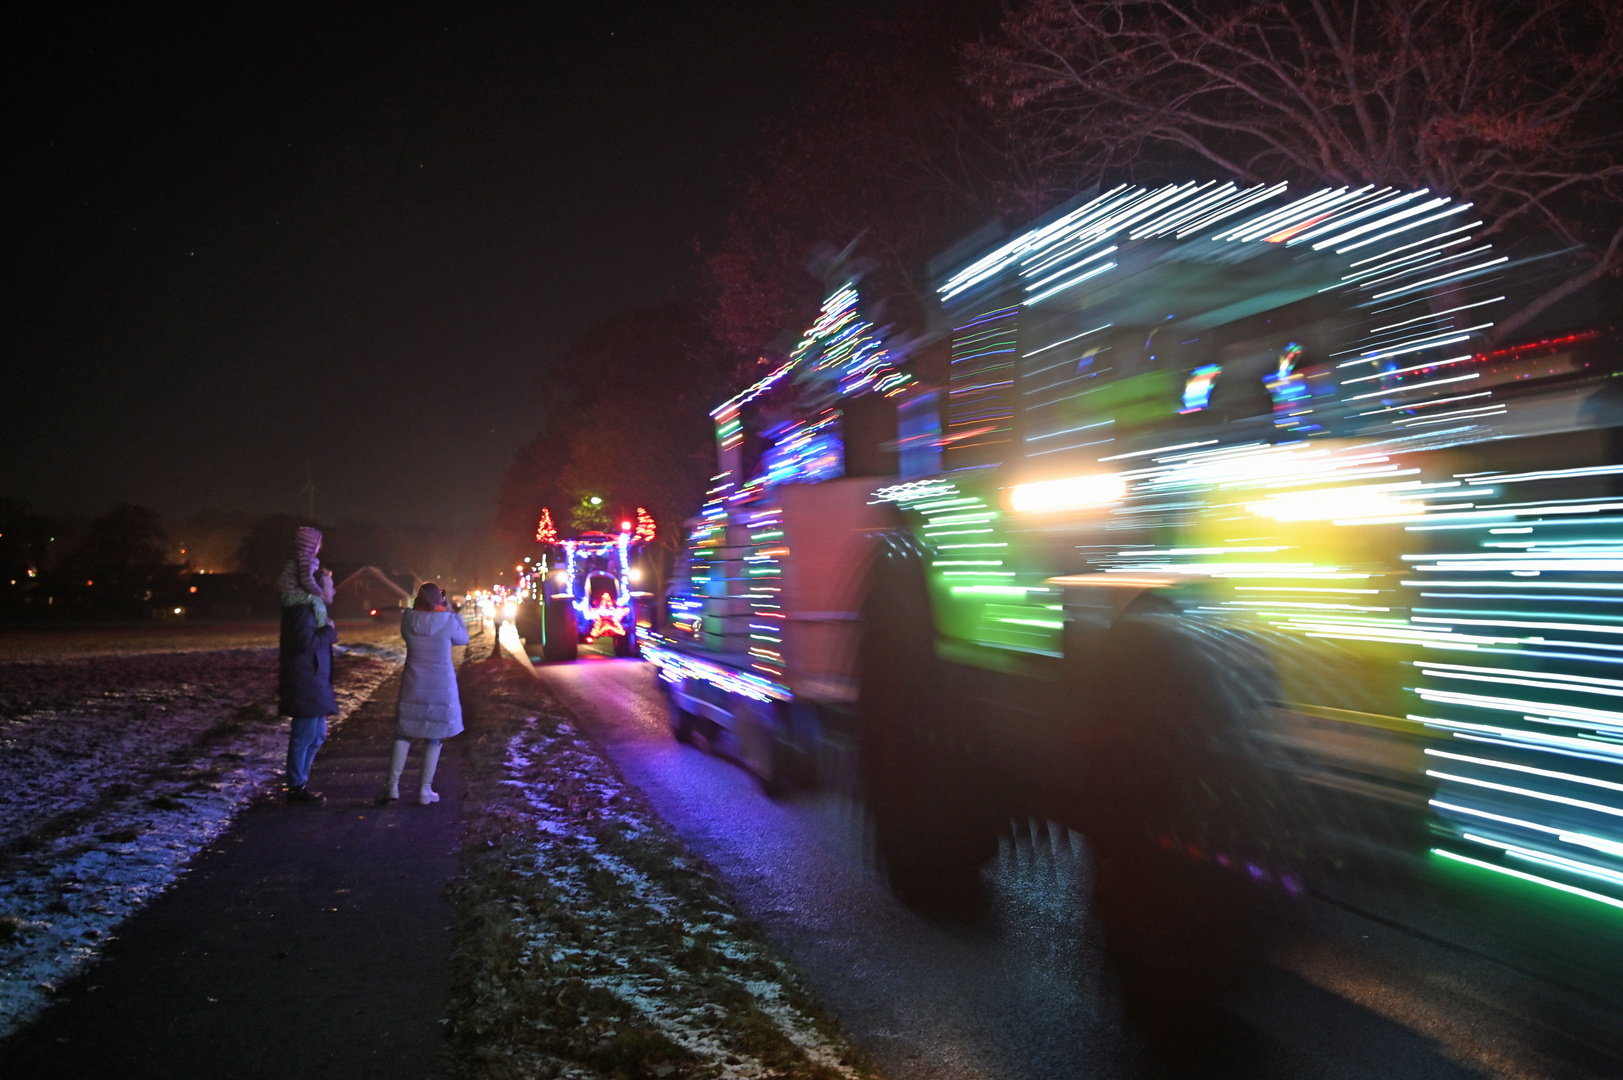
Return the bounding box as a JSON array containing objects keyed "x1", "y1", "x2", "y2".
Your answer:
[{"x1": 641, "y1": 282, "x2": 917, "y2": 788}]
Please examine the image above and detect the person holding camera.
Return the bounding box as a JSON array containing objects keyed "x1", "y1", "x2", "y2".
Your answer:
[
  {"x1": 278, "y1": 527, "x2": 337, "y2": 805},
  {"x1": 378, "y1": 582, "x2": 469, "y2": 805}
]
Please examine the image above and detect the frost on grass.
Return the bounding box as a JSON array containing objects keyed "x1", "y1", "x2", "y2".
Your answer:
[
  {"x1": 450, "y1": 663, "x2": 875, "y2": 1080},
  {"x1": 0, "y1": 642, "x2": 403, "y2": 1034}
]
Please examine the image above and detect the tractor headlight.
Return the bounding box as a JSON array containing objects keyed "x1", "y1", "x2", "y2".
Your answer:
[{"x1": 1009, "y1": 473, "x2": 1125, "y2": 513}]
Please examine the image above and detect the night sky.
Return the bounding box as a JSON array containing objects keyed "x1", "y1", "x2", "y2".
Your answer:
[{"x1": 3, "y1": 3, "x2": 913, "y2": 528}]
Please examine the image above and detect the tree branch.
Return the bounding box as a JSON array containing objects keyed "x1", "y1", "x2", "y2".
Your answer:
[{"x1": 1493, "y1": 223, "x2": 1623, "y2": 341}]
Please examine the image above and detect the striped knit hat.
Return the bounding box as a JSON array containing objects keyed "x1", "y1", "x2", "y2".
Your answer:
[
  {"x1": 276, "y1": 526, "x2": 325, "y2": 596},
  {"x1": 293, "y1": 526, "x2": 322, "y2": 560}
]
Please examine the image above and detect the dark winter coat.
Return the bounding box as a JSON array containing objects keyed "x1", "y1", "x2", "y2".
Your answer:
[{"x1": 279, "y1": 602, "x2": 338, "y2": 718}]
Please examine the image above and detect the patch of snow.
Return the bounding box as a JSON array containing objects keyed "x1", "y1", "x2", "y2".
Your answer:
[{"x1": 472, "y1": 704, "x2": 866, "y2": 1078}]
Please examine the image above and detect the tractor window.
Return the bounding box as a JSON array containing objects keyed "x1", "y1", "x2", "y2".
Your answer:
[
  {"x1": 897, "y1": 391, "x2": 943, "y2": 478},
  {"x1": 842, "y1": 393, "x2": 898, "y2": 478}
]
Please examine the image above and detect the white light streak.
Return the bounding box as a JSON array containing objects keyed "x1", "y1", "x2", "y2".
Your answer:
[
  {"x1": 1023, "y1": 261, "x2": 1117, "y2": 306},
  {"x1": 1349, "y1": 221, "x2": 1484, "y2": 267},
  {"x1": 1357, "y1": 391, "x2": 1492, "y2": 417},
  {"x1": 1370, "y1": 297, "x2": 1506, "y2": 334},
  {"x1": 1415, "y1": 616, "x2": 1623, "y2": 638},
  {"x1": 1336, "y1": 206, "x2": 1476, "y2": 253},
  {"x1": 1394, "y1": 406, "x2": 1506, "y2": 427},
  {"x1": 1413, "y1": 688, "x2": 1623, "y2": 729},
  {"x1": 1370, "y1": 256, "x2": 1509, "y2": 299},
  {"x1": 1426, "y1": 770, "x2": 1623, "y2": 820},
  {"x1": 1303, "y1": 191, "x2": 1439, "y2": 247},
  {"x1": 1341, "y1": 351, "x2": 1477, "y2": 382},
  {"x1": 1355, "y1": 245, "x2": 1495, "y2": 291},
  {"x1": 1024, "y1": 245, "x2": 1119, "y2": 292},
  {"x1": 1460, "y1": 464, "x2": 1623, "y2": 486},
  {"x1": 1174, "y1": 183, "x2": 1287, "y2": 236},
  {"x1": 1023, "y1": 323, "x2": 1112, "y2": 358},
  {"x1": 1346, "y1": 372, "x2": 1479, "y2": 401},
  {"x1": 1427, "y1": 748, "x2": 1623, "y2": 795},
  {"x1": 1099, "y1": 440, "x2": 1219, "y2": 461},
  {"x1": 1221, "y1": 187, "x2": 1366, "y2": 242}
]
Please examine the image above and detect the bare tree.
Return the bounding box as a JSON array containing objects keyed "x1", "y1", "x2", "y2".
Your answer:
[{"x1": 966, "y1": 0, "x2": 1623, "y2": 338}]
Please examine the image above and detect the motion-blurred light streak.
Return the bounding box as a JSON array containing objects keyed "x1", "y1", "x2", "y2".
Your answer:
[{"x1": 1433, "y1": 849, "x2": 1623, "y2": 912}]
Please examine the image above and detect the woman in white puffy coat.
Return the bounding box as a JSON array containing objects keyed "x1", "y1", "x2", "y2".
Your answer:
[{"x1": 378, "y1": 582, "x2": 469, "y2": 805}]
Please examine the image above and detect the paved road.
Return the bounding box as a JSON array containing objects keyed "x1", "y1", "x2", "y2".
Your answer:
[{"x1": 536, "y1": 655, "x2": 1622, "y2": 1080}]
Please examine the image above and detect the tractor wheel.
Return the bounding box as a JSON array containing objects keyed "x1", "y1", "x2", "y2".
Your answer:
[
  {"x1": 1078, "y1": 613, "x2": 1289, "y2": 1054},
  {"x1": 859, "y1": 532, "x2": 997, "y2": 920},
  {"x1": 667, "y1": 687, "x2": 698, "y2": 745},
  {"x1": 541, "y1": 597, "x2": 578, "y2": 663},
  {"x1": 737, "y1": 701, "x2": 795, "y2": 796},
  {"x1": 613, "y1": 623, "x2": 641, "y2": 658},
  {"x1": 513, "y1": 599, "x2": 544, "y2": 651}
]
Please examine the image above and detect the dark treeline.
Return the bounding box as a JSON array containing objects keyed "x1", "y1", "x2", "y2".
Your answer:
[
  {"x1": 494, "y1": 305, "x2": 732, "y2": 588},
  {"x1": 0, "y1": 497, "x2": 503, "y2": 622}
]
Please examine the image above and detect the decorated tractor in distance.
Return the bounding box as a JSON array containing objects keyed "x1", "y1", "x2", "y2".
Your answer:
[{"x1": 529, "y1": 507, "x2": 654, "y2": 662}]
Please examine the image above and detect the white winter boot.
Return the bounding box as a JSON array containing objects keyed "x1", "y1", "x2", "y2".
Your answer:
[
  {"x1": 376, "y1": 738, "x2": 410, "y2": 804},
  {"x1": 418, "y1": 739, "x2": 443, "y2": 805}
]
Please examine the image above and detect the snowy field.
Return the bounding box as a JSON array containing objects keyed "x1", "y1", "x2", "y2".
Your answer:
[
  {"x1": 0, "y1": 617, "x2": 404, "y2": 662},
  {"x1": 0, "y1": 623, "x2": 405, "y2": 1034}
]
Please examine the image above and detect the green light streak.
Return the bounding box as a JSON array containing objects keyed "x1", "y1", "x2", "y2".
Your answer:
[
  {"x1": 926, "y1": 513, "x2": 998, "y2": 526},
  {"x1": 950, "y1": 586, "x2": 1050, "y2": 595},
  {"x1": 1432, "y1": 848, "x2": 1623, "y2": 912}
]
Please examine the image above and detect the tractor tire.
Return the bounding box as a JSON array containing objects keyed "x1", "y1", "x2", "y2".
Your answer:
[
  {"x1": 1078, "y1": 613, "x2": 1289, "y2": 1054},
  {"x1": 859, "y1": 531, "x2": 998, "y2": 920},
  {"x1": 513, "y1": 599, "x2": 544, "y2": 651},
  {"x1": 541, "y1": 597, "x2": 578, "y2": 663},
  {"x1": 613, "y1": 623, "x2": 641, "y2": 658},
  {"x1": 667, "y1": 686, "x2": 698, "y2": 745},
  {"x1": 738, "y1": 701, "x2": 794, "y2": 796}
]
